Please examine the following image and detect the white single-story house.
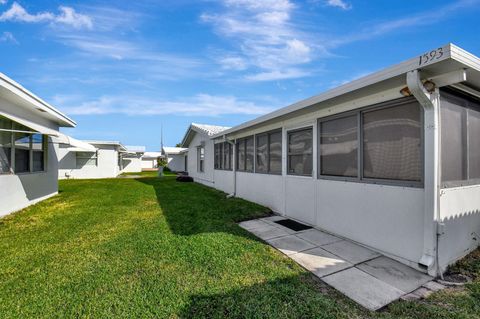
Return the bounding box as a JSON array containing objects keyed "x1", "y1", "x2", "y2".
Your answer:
[
  {"x1": 185, "y1": 44, "x2": 480, "y2": 277},
  {"x1": 162, "y1": 146, "x2": 188, "y2": 172},
  {"x1": 121, "y1": 146, "x2": 146, "y2": 173},
  {"x1": 0, "y1": 72, "x2": 76, "y2": 217},
  {"x1": 181, "y1": 123, "x2": 231, "y2": 186},
  {"x1": 58, "y1": 140, "x2": 128, "y2": 179},
  {"x1": 141, "y1": 151, "x2": 162, "y2": 171}
]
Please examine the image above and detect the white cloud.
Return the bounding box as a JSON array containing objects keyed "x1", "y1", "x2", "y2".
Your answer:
[
  {"x1": 325, "y1": 0, "x2": 351, "y2": 10},
  {"x1": 0, "y1": 2, "x2": 92, "y2": 29},
  {"x1": 0, "y1": 31, "x2": 17, "y2": 43},
  {"x1": 0, "y1": 0, "x2": 7, "y2": 5},
  {"x1": 54, "y1": 93, "x2": 275, "y2": 116},
  {"x1": 245, "y1": 68, "x2": 310, "y2": 81},
  {"x1": 202, "y1": 0, "x2": 317, "y2": 81}
]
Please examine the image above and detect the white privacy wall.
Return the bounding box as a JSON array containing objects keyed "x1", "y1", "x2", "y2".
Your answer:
[
  {"x1": 58, "y1": 144, "x2": 120, "y2": 179},
  {"x1": 122, "y1": 155, "x2": 142, "y2": 173},
  {"x1": 438, "y1": 185, "x2": 480, "y2": 271},
  {"x1": 167, "y1": 154, "x2": 185, "y2": 172}
]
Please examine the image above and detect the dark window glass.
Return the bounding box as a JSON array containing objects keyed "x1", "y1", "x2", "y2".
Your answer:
[
  {"x1": 256, "y1": 134, "x2": 268, "y2": 173},
  {"x1": 224, "y1": 143, "x2": 232, "y2": 170},
  {"x1": 320, "y1": 115, "x2": 358, "y2": 177},
  {"x1": 269, "y1": 131, "x2": 282, "y2": 174},
  {"x1": 14, "y1": 133, "x2": 30, "y2": 173},
  {"x1": 363, "y1": 102, "x2": 421, "y2": 181},
  {"x1": 288, "y1": 128, "x2": 312, "y2": 176},
  {"x1": 214, "y1": 143, "x2": 220, "y2": 169},
  {"x1": 0, "y1": 131, "x2": 12, "y2": 174},
  {"x1": 32, "y1": 134, "x2": 45, "y2": 172}
]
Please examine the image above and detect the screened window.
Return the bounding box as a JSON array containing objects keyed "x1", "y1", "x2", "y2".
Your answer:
[
  {"x1": 320, "y1": 115, "x2": 358, "y2": 177},
  {"x1": 255, "y1": 130, "x2": 282, "y2": 174},
  {"x1": 236, "y1": 137, "x2": 254, "y2": 172},
  {"x1": 363, "y1": 101, "x2": 422, "y2": 181},
  {"x1": 441, "y1": 89, "x2": 480, "y2": 187},
  {"x1": 269, "y1": 131, "x2": 282, "y2": 174},
  {"x1": 32, "y1": 134, "x2": 45, "y2": 172},
  {"x1": 256, "y1": 134, "x2": 268, "y2": 173},
  {"x1": 288, "y1": 128, "x2": 312, "y2": 176},
  {"x1": 0, "y1": 116, "x2": 12, "y2": 174},
  {"x1": 0, "y1": 131, "x2": 12, "y2": 174},
  {"x1": 14, "y1": 132, "x2": 30, "y2": 173},
  {"x1": 197, "y1": 146, "x2": 205, "y2": 172},
  {"x1": 214, "y1": 142, "x2": 232, "y2": 170},
  {"x1": 76, "y1": 152, "x2": 97, "y2": 168}
]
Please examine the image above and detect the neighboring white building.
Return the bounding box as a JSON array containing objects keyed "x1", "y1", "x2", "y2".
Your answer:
[
  {"x1": 162, "y1": 146, "x2": 187, "y2": 172},
  {"x1": 141, "y1": 151, "x2": 162, "y2": 171},
  {"x1": 187, "y1": 44, "x2": 480, "y2": 277},
  {"x1": 121, "y1": 145, "x2": 145, "y2": 173},
  {"x1": 0, "y1": 72, "x2": 76, "y2": 217},
  {"x1": 181, "y1": 123, "x2": 231, "y2": 187},
  {"x1": 58, "y1": 140, "x2": 127, "y2": 179}
]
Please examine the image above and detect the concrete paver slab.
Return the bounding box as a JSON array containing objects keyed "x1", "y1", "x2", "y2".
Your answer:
[
  {"x1": 267, "y1": 235, "x2": 316, "y2": 255},
  {"x1": 323, "y1": 267, "x2": 405, "y2": 311},
  {"x1": 238, "y1": 220, "x2": 270, "y2": 231},
  {"x1": 290, "y1": 247, "x2": 353, "y2": 278},
  {"x1": 321, "y1": 240, "x2": 381, "y2": 265},
  {"x1": 249, "y1": 224, "x2": 291, "y2": 240},
  {"x1": 296, "y1": 229, "x2": 342, "y2": 246},
  {"x1": 357, "y1": 256, "x2": 433, "y2": 293},
  {"x1": 261, "y1": 216, "x2": 286, "y2": 222}
]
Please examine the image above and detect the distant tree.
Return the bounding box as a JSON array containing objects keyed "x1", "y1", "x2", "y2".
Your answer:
[{"x1": 175, "y1": 143, "x2": 182, "y2": 147}]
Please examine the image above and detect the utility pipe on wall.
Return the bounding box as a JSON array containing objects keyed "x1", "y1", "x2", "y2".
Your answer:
[{"x1": 407, "y1": 69, "x2": 441, "y2": 277}]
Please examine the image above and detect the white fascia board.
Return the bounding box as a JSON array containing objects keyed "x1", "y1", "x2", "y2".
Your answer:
[
  {"x1": 0, "y1": 73, "x2": 76, "y2": 128},
  {"x1": 212, "y1": 43, "x2": 480, "y2": 139}
]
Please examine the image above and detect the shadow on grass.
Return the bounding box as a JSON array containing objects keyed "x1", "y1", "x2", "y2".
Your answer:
[
  {"x1": 137, "y1": 176, "x2": 271, "y2": 237},
  {"x1": 177, "y1": 273, "x2": 363, "y2": 318}
]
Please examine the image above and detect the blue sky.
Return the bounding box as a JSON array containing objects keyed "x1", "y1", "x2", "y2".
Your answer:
[{"x1": 1, "y1": 0, "x2": 479, "y2": 150}]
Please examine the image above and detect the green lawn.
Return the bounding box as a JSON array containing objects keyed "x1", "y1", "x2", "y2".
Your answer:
[{"x1": 0, "y1": 176, "x2": 479, "y2": 318}]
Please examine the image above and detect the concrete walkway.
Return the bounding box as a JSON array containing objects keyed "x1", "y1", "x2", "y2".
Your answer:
[{"x1": 239, "y1": 216, "x2": 438, "y2": 311}]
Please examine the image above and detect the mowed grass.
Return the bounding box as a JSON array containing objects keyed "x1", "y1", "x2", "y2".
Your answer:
[{"x1": 0, "y1": 176, "x2": 479, "y2": 318}]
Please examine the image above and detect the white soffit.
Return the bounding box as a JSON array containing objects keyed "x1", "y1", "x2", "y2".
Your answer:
[
  {"x1": 0, "y1": 110, "x2": 60, "y2": 136},
  {"x1": 55, "y1": 133, "x2": 97, "y2": 152}
]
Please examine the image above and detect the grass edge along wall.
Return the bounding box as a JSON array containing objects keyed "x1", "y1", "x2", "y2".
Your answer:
[{"x1": 199, "y1": 44, "x2": 480, "y2": 277}]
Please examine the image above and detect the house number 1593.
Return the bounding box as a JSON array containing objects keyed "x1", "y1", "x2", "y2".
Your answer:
[{"x1": 418, "y1": 48, "x2": 444, "y2": 66}]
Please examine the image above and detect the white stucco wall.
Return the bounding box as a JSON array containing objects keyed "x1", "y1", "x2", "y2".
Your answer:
[
  {"x1": 122, "y1": 155, "x2": 142, "y2": 173},
  {"x1": 438, "y1": 185, "x2": 480, "y2": 271},
  {"x1": 167, "y1": 154, "x2": 186, "y2": 172},
  {"x1": 141, "y1": 158, "x2": 157, "y2": 170},
  {"x1": 58, "y1": 144, "x2": 120, "y2": 179},
  {"x1": 0, "y1": 96, "x2": 61, "y2": 217},
  {"x1": 186, "y1": 131, "x2": 215, "y2": 187}
]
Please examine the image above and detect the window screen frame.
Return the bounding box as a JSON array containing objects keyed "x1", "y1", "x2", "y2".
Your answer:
[
  {"x1": 440, "y1": 88, "x2": 480, "y2": 188},
  {"x1": 236, "y1": 136, "x2": 254, "y2": 172},
  {"x1": 287, "y1": 126, "x2": 313, "y2": 177},
  {"x1": 197, "y1": 145, "x2": 205, "y2": 173},
  {"x1": 254, "y1": 128, "x2": 282, "y2": 175},
  {"x1": 214, "y1": 141, "x2": 233, "y2": 171},
  {"x1": 317, "y1": 97, "x2": 424, "y2": 188}
]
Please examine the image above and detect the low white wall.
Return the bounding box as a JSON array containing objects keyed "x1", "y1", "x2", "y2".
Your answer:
[
  {"x1": 141, "y1": 158, "x2": 157, "y2": 170},
  {"x1": 438, "y1": 185, "x2": 480, "y2": 271},
  {"x1": 167, "y1": 154, "x2": 185, "y2": 172},
  {"x1": 58, "y1": 145, "x2": 120, "y2": 179},
  {"x1": 314, "y1": 179, "x2": 425, "y2": 265},
  {"x1": 122, "y1": 155, "x2": 142, "y2": 173},
  {"x1": 213, "y1": 170, "x2": 234, "y2": 194},
  {"x1": 0, "y1": 138, "x2": 59, "y2": 217},
  {"x1": 236, "y1": 172, "x2": 284, "y2": 214}
]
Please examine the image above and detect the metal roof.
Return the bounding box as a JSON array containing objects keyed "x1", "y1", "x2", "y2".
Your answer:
[
  {"x1": 180, "y1": 123, "x2": 231, "y2": 147},
  {"x1": 162, "y1": 147, "x2": 188, "y2": 155},
  {"x1": 0, "y1": 72, "x2": 76, "y2": 127},
  {"x1": 83, "y1": 140, "x2": 127, "y2": 152},
  {"x1": 212, "y1": 43, "x2": 480, "y2": 138}
]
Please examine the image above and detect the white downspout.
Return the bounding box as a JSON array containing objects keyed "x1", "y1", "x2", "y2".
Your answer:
[
  {"x1": 407, "y1": 70, "x2": 441, "y2": 277},
  {"x1": 226, "y1": 137, "x2": 236, "y2": 198}
]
